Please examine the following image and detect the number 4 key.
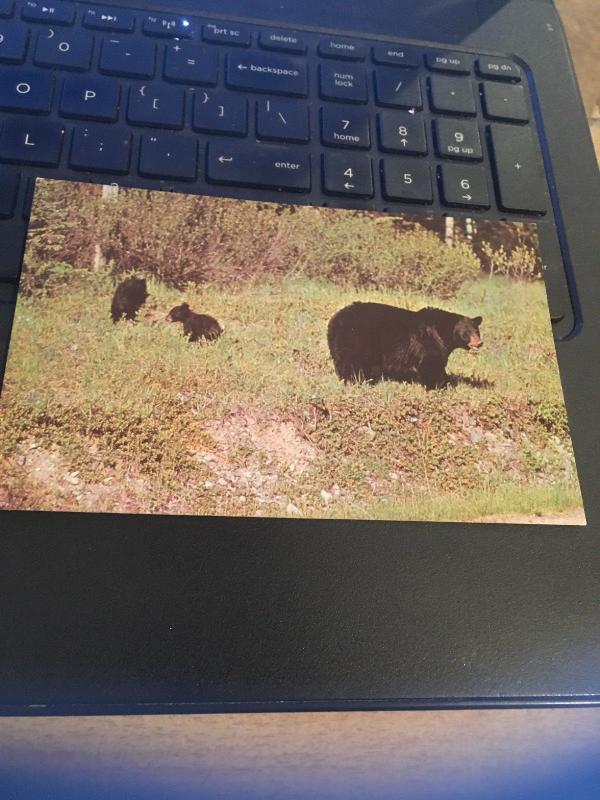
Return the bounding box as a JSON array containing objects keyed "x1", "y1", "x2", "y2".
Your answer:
[{"x1": 322, "y1": 152, "x2": 374, "y2": 197}]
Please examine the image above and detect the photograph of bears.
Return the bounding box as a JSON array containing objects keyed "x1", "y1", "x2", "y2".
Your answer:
[{"x1": 0, "y1": 178, "x2": 585, "y2": 524}]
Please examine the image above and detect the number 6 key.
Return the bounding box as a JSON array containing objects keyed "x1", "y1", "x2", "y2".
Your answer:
[{"x1": 439, "y1": 163, "x2": 490, "y2": 208}]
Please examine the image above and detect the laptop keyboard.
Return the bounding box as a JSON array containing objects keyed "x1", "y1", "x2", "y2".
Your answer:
[{"x1": 0, "y1": 1, "x2": 550, "y2": 222}]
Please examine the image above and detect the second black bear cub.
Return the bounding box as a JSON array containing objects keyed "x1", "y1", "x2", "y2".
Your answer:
[
  {"x1": 167, "y1": 303, "x2": 223, "y2": 342},
  {"x1": 328, "y1": 302, "x2": 483, "y2": 390},
  {"x1": 111, "y1": 277, "x2": 148, "y2": 323}
]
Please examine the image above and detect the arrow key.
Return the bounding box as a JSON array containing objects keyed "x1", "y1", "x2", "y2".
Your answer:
[
  {"x1": 439, "y1": 163, "x2": 490, "y2": 209},
  {"x1": 377, "y1": 110, "x2": 427, "y2": 155},
  {"x1": 322, "y1": 152, "x2": 373, "y2": 197}
]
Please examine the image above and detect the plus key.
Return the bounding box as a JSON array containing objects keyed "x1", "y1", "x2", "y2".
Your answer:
[{"x1": 489, "y1": 124, "x2": 546, "y2": 213}]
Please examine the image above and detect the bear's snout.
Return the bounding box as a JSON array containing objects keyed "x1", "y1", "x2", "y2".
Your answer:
[{"x1": 468, "y1": 333, "x2": 483, "y2": 351}]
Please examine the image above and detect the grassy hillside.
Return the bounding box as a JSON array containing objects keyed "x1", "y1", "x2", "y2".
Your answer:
[{"x1": 0, "y1": 275, "x2": 583, "y2": 521}]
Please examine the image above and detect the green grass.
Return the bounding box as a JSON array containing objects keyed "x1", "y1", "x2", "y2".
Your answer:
[{"x1": 0, "y1": 275, "x2": 584, "y2": 522}]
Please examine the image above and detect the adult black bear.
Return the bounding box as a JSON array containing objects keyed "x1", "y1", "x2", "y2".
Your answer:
[
  {"x1": 110, "y1": 277, "x2": 148, "y2": 323},
  {"x1": 167, "y1": 303, "x2": 223, "y2": 342},
  {"x1": 327, "y1": 302, "x2": 483, "y2": 390}
]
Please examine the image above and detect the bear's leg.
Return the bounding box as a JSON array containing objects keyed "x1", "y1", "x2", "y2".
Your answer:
[{"x1": 419, "y1": 357, "x2": 448, "y2": 391}]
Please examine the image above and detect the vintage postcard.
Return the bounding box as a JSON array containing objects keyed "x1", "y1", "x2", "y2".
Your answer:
[{"x1": 0, "y1": 179, "x2": 585, "y2": 523}]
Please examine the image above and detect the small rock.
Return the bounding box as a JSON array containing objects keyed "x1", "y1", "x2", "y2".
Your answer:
[
  {"x1": 320, "y1": 489, "x2": 333, "y2": 503},
  {"x1": 204, "y1": 480, "x2": 214, "y2": 489},
  {"x1": 286, "y1": 502, "x2": 301, "y2": 516}
]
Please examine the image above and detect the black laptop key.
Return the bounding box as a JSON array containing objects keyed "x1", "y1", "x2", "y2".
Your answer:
[
  {"x1": 206, "y1": 142, "x2": 310, "y2": 191},
  {"x1": 193, "y1": 89, "x2": 247, "y2": 136},
  {"x1": 434, "y1": 118, "x2": 482, "y2": 160},
  {"x1": 22, "y1": 0, "x2": 74, "y2": 25},
  {"x1": 476, "y1": 57, "x2": 521, "y2": 82},
  {"x1": 0, "y1": 117, "x2": 64, "y2": 165},
  {"x1": 256, "y1": 98, "x2": 309, "y2": 142},
  {"x1": 0, "y1": 0, "x2": 14, "y2": 18},
  {"x1": 374, "y1": 67, "x2": 422, "y2": 109},
  {"x1": 226, "y1": 52, "x2": 308, "y2": 97},
  {"x1": 60, "y1": 75, "x2": 119, "y2": 121},
  {"x1": 69, "y1": 125, "x2": 131, "y2": 173},
  {"x1": 0, "y1": 68, "x2": 53, "y2": 112},
  {"x1": 0, "y1": 167, "x2": 19, "y2": 218},
  {"x1": 318, "y1": 37, "x2": 365, "y2": 61},
  {"x1": 482, "y1": 81, "x2": 528, "y2": 122},
  {"x1": 439, "y1": 163, "x2": 490, "y2": 208},
  {"x1": 202, "y1": 21, "x2": 250, "y2": 47},
  {"x1": 259, "y1": 30, "x2": 306, "y2": 55},
  {"x1": 139, "y1": 133, "x2": 197, "y2": 180},
  {"x1": 426, "y1": 52, "x2": 471, "y2": 74},
  {"x1": 142, "y1": 15, "x2": 193, "y2": 39},
  {"x1": 320, "y1": 63, "x2": 367, "y2": 103},
  {"x1": 127, "y1": 84, "x2": 185, "y2": 129},
  {"x1": 321, "y1": 106, "x2": 370, "y2": 149},
  {"x1": 372, "y1": 44, "x2": 419, "y2": 69},
  {"x1": 429, "y1": 75, "x2": 476, "y2": 116},
  {"x1": 99, "y1": 37, "x2": 155, "y2": 79},
  {"x1": 82, "y1": 6, "x2": 135, "y2": 33},
  {"x1": 489, "y1": 124, "x2": 546, "y2": 213},
  {"x1": 377, "y1": 110, "x2": 427, "y2": 154},
  {"x1": 0, "y1": 21, "x2": 29, "y2": 63},
  {"x1": 381, "y1": 158, "x2": 432, "y2": 203},
  {"x1": 164, "y1": 42, "x2": 218, "y2": 85},
  {"x1": 34, "y1": 29, "x2": 93, "y2": 71},
  {"x1": 322, "y1": 152, "x2": 373, "y2": 197}
]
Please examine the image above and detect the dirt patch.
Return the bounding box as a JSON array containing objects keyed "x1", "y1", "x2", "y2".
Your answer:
[
  {"x1": 473, "y1": 508, "x2": 586, "y2": 526},
  {"x1": 190, "y1": 408, "x2": 320, "y2": 511},
  {"x1": 13, "y1": 440, "x2": 151, "y2": 514}
]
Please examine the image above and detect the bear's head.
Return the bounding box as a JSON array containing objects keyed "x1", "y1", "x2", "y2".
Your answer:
[
  {"x1": 453, "y1": 315, "x2": 483, "y2": 352},
  {"x1": 166, "y1": 303, "x2": 190, "y2": 323},
  {"x1": 130, "y1": 277, "x2": 148, "y2": 300}
]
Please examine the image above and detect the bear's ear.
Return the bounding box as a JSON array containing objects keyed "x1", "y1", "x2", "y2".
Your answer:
[{"x1": 472, "y1": 315, "x2": 483, "y2": 326}]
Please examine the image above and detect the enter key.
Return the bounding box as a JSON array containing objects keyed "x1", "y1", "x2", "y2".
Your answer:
[{"x1": 206, "y1": 142, "x2": 311, "y2": 191}]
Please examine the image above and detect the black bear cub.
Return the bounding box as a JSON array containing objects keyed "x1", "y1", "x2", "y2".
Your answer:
[
  {"x1": 167, "y1": 303, "x2": 223, "y2": 342},
  {"x1": 111, "y1": 277, "x2": 148, "y2": 323},
  {"x1": 327, "y1": 302, "x2": 483, "y2": 390}
]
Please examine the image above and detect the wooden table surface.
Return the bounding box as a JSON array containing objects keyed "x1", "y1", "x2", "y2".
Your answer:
[{"x1": 1, "y1": 3, "x2": 599, "y2": 798}]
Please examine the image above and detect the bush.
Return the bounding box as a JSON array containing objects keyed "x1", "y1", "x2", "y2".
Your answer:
[
  {"x1": 480, "y1": 242, "x2": 541, "y2": 280},
  {"x1": 24, "y1": 183, "x2": 513, "y2": 296}
]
